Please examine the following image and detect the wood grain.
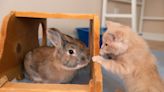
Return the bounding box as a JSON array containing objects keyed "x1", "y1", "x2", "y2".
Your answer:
[
  {"x1": 0, "y1": 12, "x2": 47, "y2": 80},
  {"x1": 1, "y1": 82, "x2": 89, "y2": 92},
  {"x1": 14, "y1": 11, "x2": 94, "y2": 19},
  {"x1": 90, "y1": 15, "x2": 103, "y2": 92},
  {"x1": 0, "y1": 11, "x2": 103, "y2": 92},
  {"x1": 0, "y1": 76, "x2": 8, "y2": 87}
]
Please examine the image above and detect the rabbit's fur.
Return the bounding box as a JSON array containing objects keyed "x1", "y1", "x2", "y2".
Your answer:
[{"x1": 24, "y1": 28, "x2": 90, "y2": 83}]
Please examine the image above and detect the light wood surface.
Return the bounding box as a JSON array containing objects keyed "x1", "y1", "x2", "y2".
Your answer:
[
  {"x1": 0, "y1": 12, "x2": 47, "y2": 81},
  {"x1": 15, "y1": 11, "x2": 95, "y2": 19},
  {"x1": 90, "y1": 16, "x2": 102, "y2": 92},
  {"x1": 0, "y1": 76, "x2": 8, "y2": 87},
  {"x1": 1, "y1": 82, "x2": 89, "y2": 92},
  {"x1": 0, "y1": 11, "x2": 103, "y2": 92}
]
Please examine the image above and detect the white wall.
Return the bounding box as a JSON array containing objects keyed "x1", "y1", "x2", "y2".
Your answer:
[
  {"x1": 0, "y1": 0, "x2": 102, "y2": 37},
  {"x1": 0, "y1": 0, "x2": 164, "y2": 38}
]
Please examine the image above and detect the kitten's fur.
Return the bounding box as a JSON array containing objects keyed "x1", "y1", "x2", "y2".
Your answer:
[{"x1": 92, "y1": 21, "x2": 164, "y2": 92}]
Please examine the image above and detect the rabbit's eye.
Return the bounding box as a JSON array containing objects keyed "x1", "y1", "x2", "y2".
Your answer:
[{"x1": 69, "y1": 50, "x2": 74, "y2": 54}]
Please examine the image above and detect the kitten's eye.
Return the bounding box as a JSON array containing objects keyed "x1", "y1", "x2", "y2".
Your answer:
[
  {"x1": 105, "y1": 43, "x2": 108, "y2": 46},
  {"x1": 68, "y1": 49, "x2": 74, "y2": 54}
]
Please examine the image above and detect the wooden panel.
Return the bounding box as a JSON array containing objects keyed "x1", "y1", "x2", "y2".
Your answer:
[
  {"x1": 0, "y1": 76, "x2": 8, "y2": 87},
  {"x1": 89, "y1": 19, "x2": 93, "y2": 56},
  {"x1": 0, "y1": 12, "x2": 47, "y2": 80},
  {"x1": 14, "y1": 11, "x2": 94, "y2": 19},
  {"x1": 41, "y1": 20, "x2": 47, "y2": 46},
  {"x1": 89, "y1": 80, "x2": 94, "y2": 92},
  {"x1": 0, "y1": 11, "x2": 102, "y2": 92},
  {"x1": 90, "y1": 16, "x2": 103, "y2": 92},
  {"x1": 0, "y1": 82, "x2": 89, "y2": 92}
]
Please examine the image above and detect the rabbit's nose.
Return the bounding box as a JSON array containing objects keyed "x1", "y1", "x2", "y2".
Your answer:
[{"x1": 81, "y1": 56, "x2": 86, "y2": 61}]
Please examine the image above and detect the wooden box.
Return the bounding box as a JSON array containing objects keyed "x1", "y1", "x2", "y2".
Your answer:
[{"x1": 0, "y1": 11, "x2": 102, "y2": 92}]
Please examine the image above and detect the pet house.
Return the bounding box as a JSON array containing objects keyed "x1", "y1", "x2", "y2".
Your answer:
[{"x1": 0, "y1": 11, "x2": 102, "y2": 92}]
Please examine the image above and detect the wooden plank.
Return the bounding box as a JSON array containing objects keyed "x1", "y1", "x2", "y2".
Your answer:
[
  {"x1": 89, "y1": 79, "x2": 94, "y2": 92},
  {"x1": 0, "y1": 12, "x2": 46, "y2": 80},
  {"x1": 92, "y1": 15, "x2": 102, "y2": 92},
  {"x1": 14, "y1": 11, "x2": 94, "y2": 19},
  {"x1": 40, "y1": 19, "x2": 47, "y2": 46},
  {"x1": 92, "y1": 63, "x2": 102, "y2": 92},
  {"x1": 90, "y1": 16, "x2": 103, "y2": 92},
  {"x1": 89, "y1": 19, "x2": 93, "y2": 56},
  {"x1": 0, "y1": 66, "x2": 22, "y2": 81},
  {"x1": 92, "y1": 16, "x2": 100, "y2": 56},
  {"x1": 0, "y1": 76, "x2": 8, "y2": 87},
  {"x1": 0, "y1": 82, "x2": 89, "y2": 92},
  {"x1": 0, "y1": 12, "x2": 102, "y2": 92},
  {"x1": 0, "y1": 11, "x2": 12, "y2": 63}
]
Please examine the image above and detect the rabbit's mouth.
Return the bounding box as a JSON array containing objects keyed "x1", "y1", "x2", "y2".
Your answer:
[
  {"x1": 63, "y1": 62, "x2": 78, "y2": 68},
  {"x1": 62, "y1": 61, "x2": 89, "y2": 70}
]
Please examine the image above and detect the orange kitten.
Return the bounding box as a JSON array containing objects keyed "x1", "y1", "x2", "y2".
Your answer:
[{"x1": 92, "y1": 21, "x2": 164, "y2": 92}]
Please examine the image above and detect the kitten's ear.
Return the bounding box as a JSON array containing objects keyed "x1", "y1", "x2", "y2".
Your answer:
[
  {"x1": 114, "y1": 30, "x2": 128, "y2": 42},
  {"x1": 115, "y1": 31, "x2": 124, "y2": 39},
  {"x1": 47, "y1": 28, "x2": 63, "y2": 48},
  {"x1": 106, "y1": 21, "x2": 121, "y2": 27},
  {"x1": 105, "y1": 21, "x2": 112, "y2": 26}
]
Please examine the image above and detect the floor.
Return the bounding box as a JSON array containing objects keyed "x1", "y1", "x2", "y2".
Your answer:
[
  {"x1": 146, "y1": 40, "x2": 164, "y2": 77},
  {"x1": 146, "y1": 40, "x2": 164, "y2": 51}
]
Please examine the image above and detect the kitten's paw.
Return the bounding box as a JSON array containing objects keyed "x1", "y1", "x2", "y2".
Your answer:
[{"x1": 92, "y1": 56, "x2": 103, "y2": 64}]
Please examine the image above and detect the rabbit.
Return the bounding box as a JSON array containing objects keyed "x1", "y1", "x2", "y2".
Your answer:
[{"x1": 24, "y1": 28, "x2": 90, "y2": 83}]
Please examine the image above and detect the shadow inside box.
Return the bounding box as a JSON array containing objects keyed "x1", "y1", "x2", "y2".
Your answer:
[{"x1": 12, "y1": 65, "x2": 91, "y2": 84}]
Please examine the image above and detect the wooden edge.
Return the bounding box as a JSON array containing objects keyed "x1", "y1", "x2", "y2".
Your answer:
[
  {"x1": 0, "y1": 65, "x2": 22, "y2": 81},
  {"x1": 92, "y1": 63, "x2": 102, "y2": 92},
  {"x1": 90, "y1": 15, "x2": 103, "y2": 92},
  {"x1": 0, "y1": 82, "x2": 89, "y2": 92},
  {"x1": 40, "y1": 19, "x2": 47, "y2": 46},
  {"x1": 92, "y1": 16, "x2": 100, "y2": 55},
  {"x1": 0, "y1": 76, "x2": 8, "y2": 88},
  {"x1": 12, "y1": 11, "x2": 95, "y2": 19},
  {"x1": 0, "y1": 12, "x2": 101, "y2": 92},
  {"x1": 89, "y1": 79, "x2": 94, "y2": 92},
  {"x1": 0, "y1": 12, "x2": 14, "y2": 60},
  {"x1": 0, "y1": 12, "x2": 47, "y2": 80}
]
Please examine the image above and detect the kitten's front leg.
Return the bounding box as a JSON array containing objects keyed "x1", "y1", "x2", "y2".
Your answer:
[
  {"x1": 92, "y1": 56, "x2": 129, "y2": 75},
  {"x1": 92, "y1": 55, "x2": 104, "y2": 64},
  {"x1": 92, "y1": 55, "x2": 111, "y2": 70}
]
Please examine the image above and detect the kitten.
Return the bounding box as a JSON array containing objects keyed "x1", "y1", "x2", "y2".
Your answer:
[{"x1": 92, "y1": 21, "x2": 164, "y2": 92}]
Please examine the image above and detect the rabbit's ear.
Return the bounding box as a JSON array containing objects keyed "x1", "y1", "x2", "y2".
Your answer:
[{"x1": 47, "y1": 29, "x2": 63, "y2": 48}]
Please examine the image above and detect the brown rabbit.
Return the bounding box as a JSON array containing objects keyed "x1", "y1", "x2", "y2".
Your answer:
[{"x1": 24, "y1": 28, "x2": 90, "y2": 83}]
